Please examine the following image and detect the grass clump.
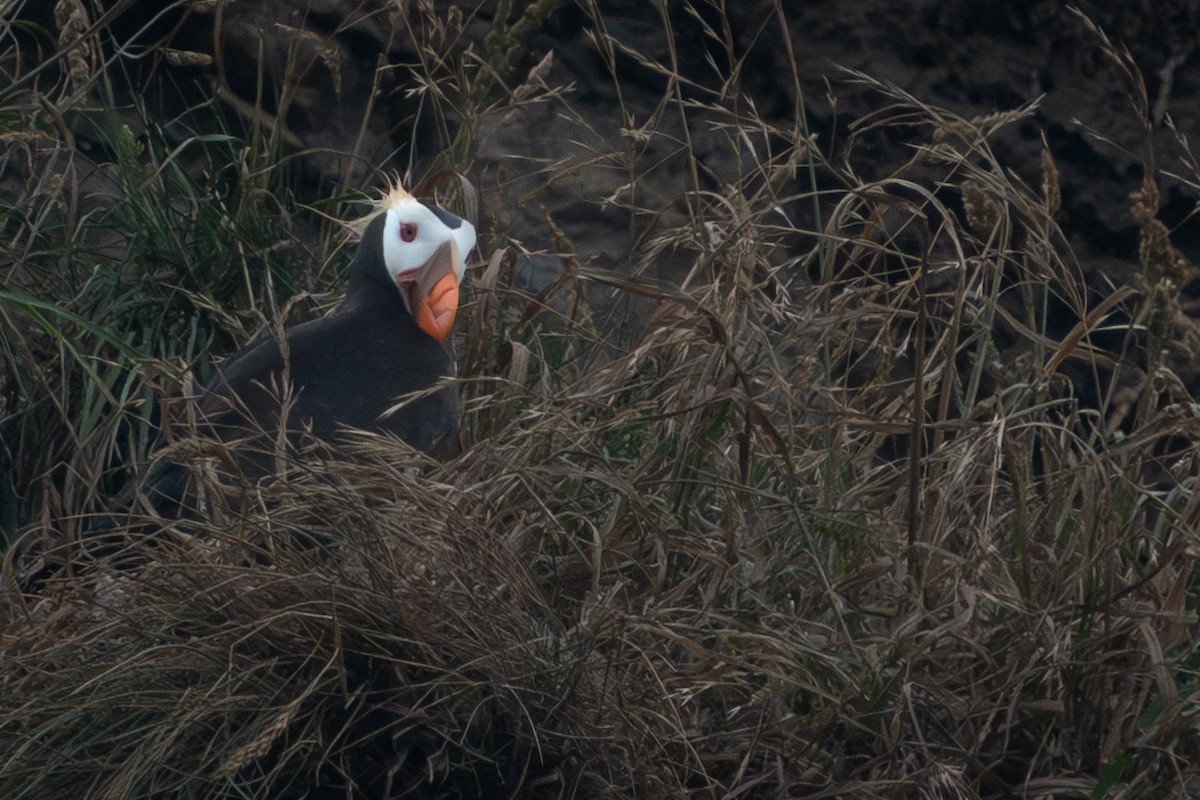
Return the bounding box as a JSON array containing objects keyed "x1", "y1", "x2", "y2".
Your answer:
[{"x1": 3, "y1": 2, "x2": 1200, "y2": 798}]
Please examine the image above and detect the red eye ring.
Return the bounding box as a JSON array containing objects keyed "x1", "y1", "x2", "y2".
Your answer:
[{"x1": 399, "y1": 222, "x2": 418, "y2": 243}]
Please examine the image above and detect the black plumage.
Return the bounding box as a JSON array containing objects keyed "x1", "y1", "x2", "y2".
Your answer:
[
  {"x1": 144, "y1": 196, "x2": 474, "y2": 516},
  {"x1": 199, "y1": 213, "x2": 460, "y2": 453}
]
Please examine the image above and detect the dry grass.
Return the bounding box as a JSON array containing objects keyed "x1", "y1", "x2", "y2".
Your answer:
[{"x1": 2, "y1": 2, "x2": 1200, "y2": 798}]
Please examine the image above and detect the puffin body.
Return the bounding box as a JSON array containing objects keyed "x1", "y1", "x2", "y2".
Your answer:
[
  {"x1": 146, "y1": 188, "x2": 476, "y2": 513},
  {"x1": 203, "y1": 195, "x2": 474, "y2": 451}
]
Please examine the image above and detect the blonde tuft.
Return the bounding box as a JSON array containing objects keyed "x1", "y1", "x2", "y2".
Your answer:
[
  {"x1": 380, "y1": 176, "x2": 414, "y2": 208},
  {"x1": 344, "y1": 176, "x2": 413, "y2": 239}
]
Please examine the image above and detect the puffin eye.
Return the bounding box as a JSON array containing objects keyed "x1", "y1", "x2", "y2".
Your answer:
[{"x1": 399, "y1": 222, "x2": 418, "y2": 243}]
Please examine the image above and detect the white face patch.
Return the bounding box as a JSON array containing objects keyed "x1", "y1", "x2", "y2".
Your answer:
[{"x1": 380, "y1": 198, "x2": 476, "y2": 288}]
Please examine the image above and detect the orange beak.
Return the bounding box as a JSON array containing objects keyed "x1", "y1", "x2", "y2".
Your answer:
[
  {"x1": 401, "y1": 240, "x2": 462, "y2": 343},
  {"x1": 413, "y1": 272, "x2": 459, "y2": 342}
]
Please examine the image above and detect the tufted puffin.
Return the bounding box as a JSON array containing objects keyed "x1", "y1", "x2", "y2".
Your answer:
[{"x1": 144, "y1": 185, "x2": 476, "y2": 515}]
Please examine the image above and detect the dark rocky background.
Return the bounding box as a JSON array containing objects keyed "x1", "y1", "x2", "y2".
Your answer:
[{"x1": 7, "y1": 0, "x2": 1199, "y2": 295}]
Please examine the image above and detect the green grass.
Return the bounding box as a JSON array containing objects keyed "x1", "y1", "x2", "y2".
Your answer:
[{"x1": 2, "y1": 1, "x2": 1199, "y2": 798}]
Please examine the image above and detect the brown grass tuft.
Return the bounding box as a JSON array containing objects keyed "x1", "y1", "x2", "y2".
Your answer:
[{"x1": 3, "y1": 3, "x2": 1200, "y2": 798}]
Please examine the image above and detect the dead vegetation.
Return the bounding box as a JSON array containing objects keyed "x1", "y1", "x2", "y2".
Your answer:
[{"x1": 2, "y1": 2, "x2": 1199, "y2": 798}]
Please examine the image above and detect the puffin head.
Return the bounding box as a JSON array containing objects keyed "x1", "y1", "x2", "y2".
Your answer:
[{"x1": 375, "y1": 184, "x2": 477, "y2": 343}]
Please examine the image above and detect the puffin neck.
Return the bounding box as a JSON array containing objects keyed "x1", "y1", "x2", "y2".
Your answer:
[
  {"x1": 344, "y1": 263, "x2": 410, "y2": 318},
  {"x1": 343, "y1": 215, "x2": 407, "y2": 311}
]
